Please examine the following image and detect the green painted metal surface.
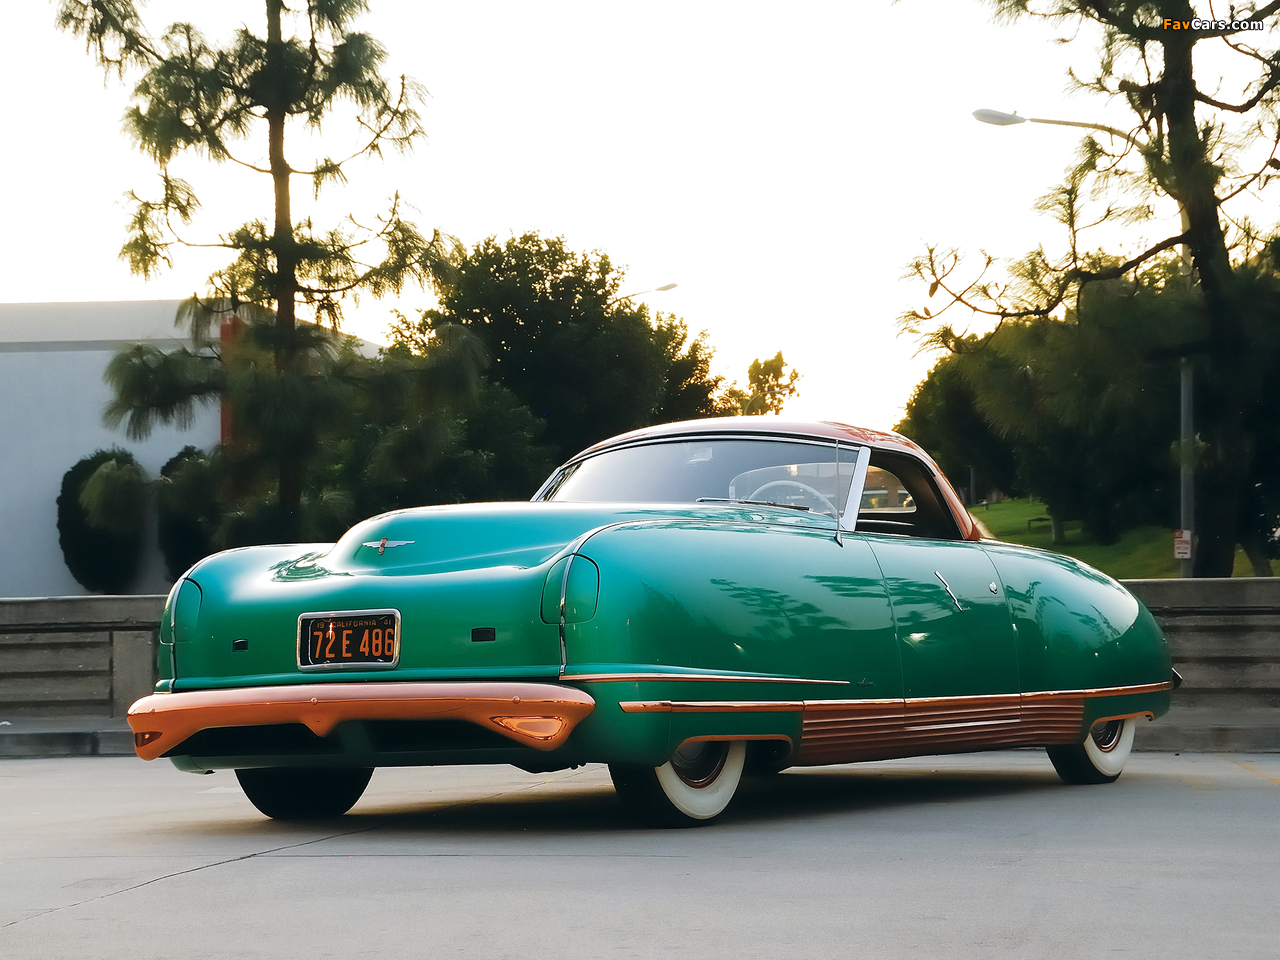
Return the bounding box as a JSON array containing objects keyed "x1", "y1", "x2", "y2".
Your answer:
[
  {"x1": 570, "y1": 520, "x2": 898, "y2": 694},
  {"x1": 866, "y1": 536, "x2": 1018, "y2": 698},
  {"x1": 981, "y1": 541, "x2": 1172, "y2": 694},
  {"x1": 155, "y1": 496, "x2": 1172, "y2": 772}
]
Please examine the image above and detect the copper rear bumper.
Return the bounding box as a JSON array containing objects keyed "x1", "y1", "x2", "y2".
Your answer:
[{"x1": 127, "y1": 681, "x2": 596, "y2": 760}]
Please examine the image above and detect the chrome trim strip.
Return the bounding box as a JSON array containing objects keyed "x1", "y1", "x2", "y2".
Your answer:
[
  {"x1": 904, "y1": 718, "x2": 1020, "y2": 732},
  {"x1": 934, "y1": 570, "x2": 964, "y2": 611},
  {"x1": 556, "y1": 555, "x2": 574, "y2": 678},
  {"x1": 840, "y1": 446, "x2": 871, "y2": 532},
  {"x1": 619, "y1": 700, "x2": 804, "y2": 714},
  {"x1": 564, "y1": 672, "x2": 849, "y2": 685}
]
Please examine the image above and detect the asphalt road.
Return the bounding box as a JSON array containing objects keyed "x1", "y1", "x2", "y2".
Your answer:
[{"x1": 1, "y1": 751, "x2": 1277, "y2": 959}]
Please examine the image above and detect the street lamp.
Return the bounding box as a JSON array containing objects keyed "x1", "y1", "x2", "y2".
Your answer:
[
  {"x1": 609, "y1": 282, "x2": 677, "y2": 306},
  {"x1": 974, "y1": 108, "x2": 1196, "y2": 576},
  {"x1": 971, "y1": 109, "x2": 1147, "y2": 150}
]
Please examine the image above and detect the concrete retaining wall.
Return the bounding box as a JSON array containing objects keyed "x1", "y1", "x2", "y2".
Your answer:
[
  {"x1": 0, "y1": 595, "x2": 165, "y2": 717},
  {"x1": 1124, "y1": 579, "x2": 1280, "y2": 752},
  {"x1": 0, "y1": 581, "x2": 1277, "y2": 755},
  {"x1": 0, "y1": 596, "x2": 164, "y2": 756}
]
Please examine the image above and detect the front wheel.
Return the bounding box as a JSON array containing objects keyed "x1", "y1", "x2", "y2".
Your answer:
[
  {"x1": 610, "y1": 740, "x2": 747, "y2": 827},
  {"x1": 235, "y1": 766, "x2": 373, "y2": 820},
  {"x1": 1047, "y1": 718, "x2": 1136, "y2": 784}
]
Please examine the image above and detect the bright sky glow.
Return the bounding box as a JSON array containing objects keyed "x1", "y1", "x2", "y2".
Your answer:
[{"x1": 3, "y1": 1, "x2": 1275, "y2": 431}]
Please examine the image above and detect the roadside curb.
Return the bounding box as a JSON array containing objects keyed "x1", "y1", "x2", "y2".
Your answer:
[{"x1": 0, "y1": 719, "x2": 134, "y2": 758}]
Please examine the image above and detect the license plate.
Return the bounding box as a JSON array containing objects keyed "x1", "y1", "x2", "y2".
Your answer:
[{"x1": 298, "y1": 610, "x2": 400, "y2": 670}]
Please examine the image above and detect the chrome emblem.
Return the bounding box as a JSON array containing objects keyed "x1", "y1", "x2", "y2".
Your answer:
[{"x1": 362, "y1": 537, "x2": 415, "y2": 555}]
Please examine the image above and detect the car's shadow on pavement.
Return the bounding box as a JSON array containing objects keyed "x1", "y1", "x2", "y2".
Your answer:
[
  {"x1": 730, "y1": 764, "x2": 1066, "y2": 823},
  {"x1": 308, "y1": 762, "x2": 1070, "y2": 835}
]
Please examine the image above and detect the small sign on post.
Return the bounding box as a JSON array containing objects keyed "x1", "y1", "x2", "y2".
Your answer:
[{"x1": 1174, "y1": 529, "x2": 1193, "y2": 560}]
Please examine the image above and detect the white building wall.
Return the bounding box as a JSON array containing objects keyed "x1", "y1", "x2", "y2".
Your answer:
[{"x1": 0, "y1": 302, "x2": 220, "y2": 598}]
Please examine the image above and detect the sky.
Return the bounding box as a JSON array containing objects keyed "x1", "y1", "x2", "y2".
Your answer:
[{"x1": 1, "y1": 1, "x2": 1264, "y2": 431}]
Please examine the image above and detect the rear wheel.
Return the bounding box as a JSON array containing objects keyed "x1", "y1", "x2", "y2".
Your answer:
[
  {"x1": 1047, "y1": 718, "x2": 1136, "y2": 784},
  {"x1": 610, "y1": 740, "x2": 747, "y2": 827},
  {"x1": 235, "y1": 766, "x2": 373, "y2": 820}
]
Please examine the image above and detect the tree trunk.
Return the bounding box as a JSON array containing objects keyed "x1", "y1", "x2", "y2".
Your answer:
[
  {"x1": 265, "y1": 0, "x2": 301, "y2": 541},
  {"x1": 1050, "y1": 512, "x2": 1065, "y2": 545},
  {"x1": 1240, "y1": 536, "x2": 1275, "y2": 577},
  {"x1": 1192, "y1": 468, "x2": 1240, "y2": 577},
  {"x1": 1237, "y1": 479, "x2": 1276, "y2": 576},
  {"x1": 1160, "y1": 14, "x2": 1249, "y2": 577}
]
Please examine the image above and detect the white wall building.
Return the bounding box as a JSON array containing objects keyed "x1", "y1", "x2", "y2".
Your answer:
[{"x1": 0, "y1": 301, "x2": 220, "y2": 598}]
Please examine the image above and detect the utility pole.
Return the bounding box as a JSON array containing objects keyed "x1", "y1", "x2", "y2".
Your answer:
[{"x1": 1179, "y1": 358, "x2": 1195, "y2": 577}]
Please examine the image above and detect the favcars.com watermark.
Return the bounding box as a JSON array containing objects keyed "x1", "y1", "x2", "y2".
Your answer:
[{"x1": 1163, "y1": 17, "x2": 1265, "y2": 30}]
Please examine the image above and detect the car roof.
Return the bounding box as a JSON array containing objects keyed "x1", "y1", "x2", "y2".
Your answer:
[
  {"x1": 572, "y1": 417, "x2": 933, "y2": 462},
  {"x1": 565, "y1": 417, "x2": 980, "y2": 541}
]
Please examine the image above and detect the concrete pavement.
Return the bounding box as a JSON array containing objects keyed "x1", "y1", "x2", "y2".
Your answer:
[{"x1": 2, "y1": 751, "x2": 1278, "y2": 959}]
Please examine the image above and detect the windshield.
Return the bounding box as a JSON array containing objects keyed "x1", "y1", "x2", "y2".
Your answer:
[{"x1": 537, "y1": 438, "x2": 856, "y2": 519}]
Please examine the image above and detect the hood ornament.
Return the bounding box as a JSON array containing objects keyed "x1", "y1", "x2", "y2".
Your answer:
[{"x1": 362, "y1": 537, "x2": 415, "y2": 556}]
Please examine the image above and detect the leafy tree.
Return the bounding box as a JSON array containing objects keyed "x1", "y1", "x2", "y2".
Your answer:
[
  {"x1": 325, "y1": 342, "x2": 555, "y2": 516},
  {"x1": 391, "y1": 233, "x2": 769, "y2": 458},
  {"x1": 444, "y1": 381, "x2": 559, "y2": 501},
  {"x1": 903, "y1": 1, "x2": 1280, "y2": 575},
  {"x1": 652, "y1": 322, "x2": 732, "y2": 422},
  {"x1": 57, "y1": 449, "x2": 146, "y2": 593},
  {"x1": 58, "y1": 0, "x2": 458, "y2": 539},
  {"x1": 720, "y1": 352, "x2": 801, "y2": 416},
  {"x1": 902, "y1": 269, "x2": 1187, "y2": 545},
  {"x1": 896, "y1": 355, "x2": 1020, "y2": 506}
]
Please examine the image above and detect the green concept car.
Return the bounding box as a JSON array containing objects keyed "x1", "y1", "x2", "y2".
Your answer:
[{"x1": 129, "y1": 418, "x2": 1177, "y2": 826}]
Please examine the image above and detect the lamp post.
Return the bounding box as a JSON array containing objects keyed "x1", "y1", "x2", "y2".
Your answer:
[
  {"x1": 971, "y1": 109, "x2": 1146, "y2": 150},
  {"x1": 608, "y1": 282, "x2": 678, "y2": 306},
  {"x1": 974, "y1": 108, "x2": 1195, "y2": 576}
]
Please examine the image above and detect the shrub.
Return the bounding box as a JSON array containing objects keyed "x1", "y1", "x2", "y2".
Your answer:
[
  {"x1": 156, "y1": 446, "x2": 220, "y2": 579},
  {"x1": 56, "y1": 449, "x2": 145, "y2": 593}
]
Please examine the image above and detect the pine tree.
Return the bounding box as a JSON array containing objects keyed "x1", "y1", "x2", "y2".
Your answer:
[{"x1": 58, "y1": 0, "x2": 461, "y2": 539}]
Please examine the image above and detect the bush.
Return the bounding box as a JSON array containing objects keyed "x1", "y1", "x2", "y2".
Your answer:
[
  {"x1": 56, "y1": 449, "x2": 145, "y2": 593},
  {"x1": 156, "y1": 446, "x2": 220, "y2": 579}
]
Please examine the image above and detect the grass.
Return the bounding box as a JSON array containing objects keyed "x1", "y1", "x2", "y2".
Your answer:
[{"x1": 968, "y1": 497, "x2": 1256, "y2": 580}]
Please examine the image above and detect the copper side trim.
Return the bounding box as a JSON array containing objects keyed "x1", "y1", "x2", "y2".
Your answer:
[
  {"x1": 794, "y1": 698, "x2": 906, "y2": 765},
  {"x1": 1024, "y1": 680, "x2": 1174, "y2": 698},
  {"x1": 1019, "y1": 691, "x2": 1086, "y2": 743},
  {"x1": 126, "y1": 681, "x2": 596, "y2": 760},
  {"x1": 793, "y1": 680, "x2": 1170, "y2": 764},
  {"x1": 619, "y1": 700, "x2": 672, "y2": 714},
  {"x1": 905, "y1": 693, "x2": 1022, "y2": 707},
  {"x1": 1092, "y1": 711, "x2": 1156, "y2": 726},
  {"x1": 803, "y1": 701, "x2": 906, "y2": 716},
  {"x1": 618, "y1": 700, "x2": 804, "y2": 714},
  {"x1": 612, "y1": 682, "x2": 1165, "y2": 761},
  {"x1": 566, "y1": 673, "x2": 848, "y2": 686}
]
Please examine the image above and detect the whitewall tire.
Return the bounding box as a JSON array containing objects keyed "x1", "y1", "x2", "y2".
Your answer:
[
  {"x1": 1047, "y1": 717, "x2": 1137, "y2": 785},
  {"x1": 610, "y1": 740, "x2": 747, "y2": 827}
]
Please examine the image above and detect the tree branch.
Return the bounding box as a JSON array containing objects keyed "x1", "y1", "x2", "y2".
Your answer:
[
  {"x1": 1196, "y1": 79, "x2": 1280, "y2": 113},
  {"x1": 1218, "y1": 132, "x2": 1280, "y2": 202}
]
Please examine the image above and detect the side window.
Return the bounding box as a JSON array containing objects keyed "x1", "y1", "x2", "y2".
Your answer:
[
  {"x1": 857, "y1": 454, "x2": 961, "y2": 540},
  {"x1": 861, "y1": 466, "x2": 915, "y2": 512}
]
